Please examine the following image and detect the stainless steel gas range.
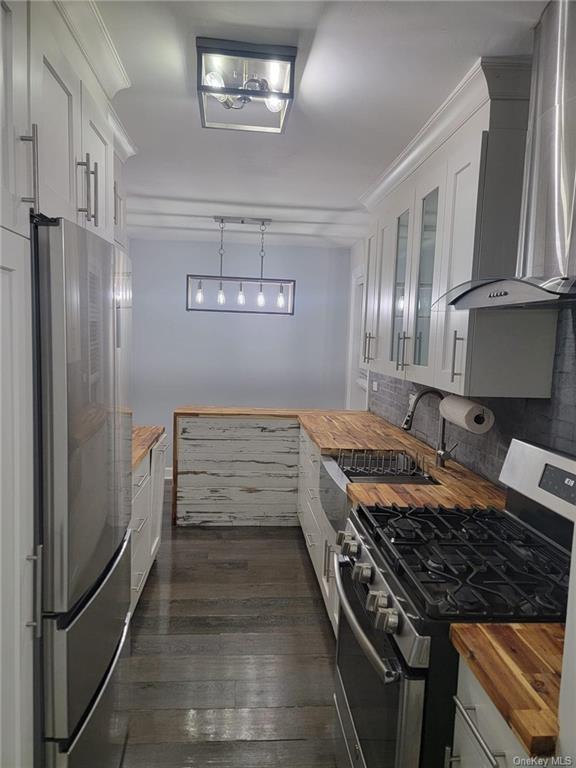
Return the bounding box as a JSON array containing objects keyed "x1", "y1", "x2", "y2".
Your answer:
[{"x1": 332, "y1": 440, "x2": 574, "y2": 768}]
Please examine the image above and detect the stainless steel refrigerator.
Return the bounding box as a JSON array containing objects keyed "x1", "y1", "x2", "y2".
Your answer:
[{"x1": 32, "y1": 216, "x2": 132, "y2": 768}]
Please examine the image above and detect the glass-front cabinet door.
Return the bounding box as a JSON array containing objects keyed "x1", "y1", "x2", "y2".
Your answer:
[
  {"x1": 373, "y1": 182, "x2": 415, "y2": 378},
  {"x1": 406, "y1": 163, "x2": 446, "y2": 385}
]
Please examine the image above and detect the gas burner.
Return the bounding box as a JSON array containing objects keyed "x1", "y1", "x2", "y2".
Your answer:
[{"x1": 358, "y1": 503, "x2": 570, "y2": 621}]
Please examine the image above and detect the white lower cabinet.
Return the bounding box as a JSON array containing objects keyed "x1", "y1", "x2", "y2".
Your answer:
[
  {"x1": 450, "y1": 661, "x2": 529, "y2": 768},
  {"x1": 298, "y1": 429, "x2": 339, "y2": 633},
  {"x1": 130, "y1": 433, "x2": 167, "y2": 611},
  {"x1": 149, "y1": 434, "x2": 168, "y2": 559}
]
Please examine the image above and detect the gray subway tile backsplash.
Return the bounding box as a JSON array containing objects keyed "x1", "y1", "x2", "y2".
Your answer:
[{"x1": 368, "y1": 307, "x2": 576, "y2": 485}]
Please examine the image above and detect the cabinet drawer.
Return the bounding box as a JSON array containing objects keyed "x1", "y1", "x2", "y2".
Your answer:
[
  {"x1": 131, "y1": 515, "x2": 151, "y2": 600},
  {"x1": 132, "y1": 454, "x2": 150, "y2": 497},
  {"x1": 453, "y1": 661, "x2": 529, "y2": 767}
]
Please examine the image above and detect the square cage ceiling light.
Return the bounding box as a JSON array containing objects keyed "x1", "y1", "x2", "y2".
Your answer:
[{"x1": 196, "y1": 37, "x2": 297, "y2": 133}]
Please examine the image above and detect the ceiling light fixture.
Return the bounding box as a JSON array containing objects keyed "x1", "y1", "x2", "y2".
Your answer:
[
  {"x1": 186, "y1": 217, "x2": 295, "y2": 315},
  {"x1": 196, "y1": 37, "x2": 297, "y2": 133}
]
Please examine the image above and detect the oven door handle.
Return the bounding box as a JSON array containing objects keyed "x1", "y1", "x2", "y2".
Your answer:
[{"x1": 333, "y1": 552, "x2": 402, "y2": 685}]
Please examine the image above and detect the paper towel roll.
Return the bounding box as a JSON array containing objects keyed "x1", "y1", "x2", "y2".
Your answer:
[{"x1": 439, "y1": 395, "x2": 495, "y2": 434}]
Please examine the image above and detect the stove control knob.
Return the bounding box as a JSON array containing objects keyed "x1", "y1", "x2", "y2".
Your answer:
[
  {"x1": 374, "y1": 607, "x2": 401, "y2": 635},
  {"x1": 340, "y1": 536, "x2": 360, "y2": 558},
  {"x1": 336, "y1": 530, "x2": 347, "y2": 546},
  {"x1": 365, "y1": 590, "x2": 390, "y2": 612},
  {"x1": 352, "y1": 563, "x2": 373, "y2": 584}
]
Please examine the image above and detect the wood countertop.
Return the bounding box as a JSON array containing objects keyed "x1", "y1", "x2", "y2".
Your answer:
[
  {"x1": 132, "y1": 425, "x2": 165, "y2": 469},
  {"x1": 451, "y1": 623, "x2": 564, "y2": 756},
  {"x1": 174, "y1": 407, "x2": 506, "y2": 509}
]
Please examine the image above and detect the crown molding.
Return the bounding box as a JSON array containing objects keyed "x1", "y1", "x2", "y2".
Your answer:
[
  {"x1": 54, "y1": 1, "x2": 131, "y2": 99},
  {"x1": 108, "y1": 107, "x2": 137, "y2": 163},
  {"x1": 359, "y1": 55, "x2": 532, "y2": 212},
  {"x1": 359, "y1": 59, "x2": 489, "y2": 211},
  {"x1": 126, "y1": 195, "x2": 368, "y2": 247}
]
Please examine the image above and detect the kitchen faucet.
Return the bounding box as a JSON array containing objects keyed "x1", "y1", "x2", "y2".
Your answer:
[{"x1": 401, "y1": 388, "x2": 456, "y2": 468}]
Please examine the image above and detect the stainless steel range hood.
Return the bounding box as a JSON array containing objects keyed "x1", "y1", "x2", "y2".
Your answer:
[{"x1": 448, "y1": 0, "x2": 576, "y2": 310}]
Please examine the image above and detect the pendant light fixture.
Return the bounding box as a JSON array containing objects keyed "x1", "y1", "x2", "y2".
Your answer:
[
  {"x1": 216, "y1": 218, "x2": 226, "y2": 305},
  {"x1": 257, "y1": 222, "x2": 267, "y2": 307},
  {"x1": 186, "y1": 217, "x2": 295, "y2": 315}
]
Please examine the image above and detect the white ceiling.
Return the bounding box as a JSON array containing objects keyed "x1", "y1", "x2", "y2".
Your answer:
[{"x1": 99, "y1": 0, "x2": 545, "y2": 245}]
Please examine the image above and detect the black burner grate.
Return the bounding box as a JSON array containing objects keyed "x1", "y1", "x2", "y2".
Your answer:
[{"x1": 359, "y1": 504, "x2": 570, "y2": 620}]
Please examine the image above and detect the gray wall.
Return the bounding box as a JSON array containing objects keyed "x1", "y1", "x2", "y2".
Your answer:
[
  {"x1": 130, "y1": 239, "x2": 351, "y2": 444},
  {"x1": 369, "y1": 307, "x2": 576, "y2": 484}
]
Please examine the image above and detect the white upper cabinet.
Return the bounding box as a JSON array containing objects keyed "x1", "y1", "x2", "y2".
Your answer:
[
  {"x1": 30, "y1": 6, "x2": 82, "y2": 224},
  {"x1": 113, "y1": 151, "x2": 128, "y2": 249},
  {"x1": 434, "y1": 134, "x2": 484, "y2": 394},
  {"x1": 406, "y1": 162, "x2": 446, "y2": 385},
  {"x1": 360, "y1": 58, "x2": 557, "y2": 398},
  {"x1": 1, "y1": 2, "x2": 134, "y2": 244},
  {"x1": 373, "y1": 181, "x2": 415, "y2": 378},
  {"x1": 80, "y1": 85, "x2": 114, "y2": 242},
  {"x1": 1, "y1": 0, "x2": 30, "y2": 237},
  {"x1": 360, "y1": 225, "x2": 381, "y2": 369}
]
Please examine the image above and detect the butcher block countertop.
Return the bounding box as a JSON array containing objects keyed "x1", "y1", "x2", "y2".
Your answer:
[
  {"x1": 132, "y1": 425, "x2": 165, "y2": 469},
  {"x1": 451, "y1": 623, "x2": 564, "y2": 756},
  {"x1": 174, "y1": 407, "x2": 506, "y2": 509}
]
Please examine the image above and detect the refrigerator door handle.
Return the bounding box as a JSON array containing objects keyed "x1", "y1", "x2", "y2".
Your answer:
[{"x1": 25, "y1": 544, "x2": 43, "y2": 638}]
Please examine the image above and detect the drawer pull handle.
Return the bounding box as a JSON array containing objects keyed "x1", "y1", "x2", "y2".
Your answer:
[
  {"x1": 132, "y1": 571, "x2": 146, "y2": 592},
  {"x1": 451, "y1": 696, "x2": 505, "y2": 768},
  {"x1": 450, "y1": 330, "x2": 465, "y2": 383},
  {"x1": 91, "y1": 161, "x2": 99, "y2": 227},
  {"x1": 135, "y1": 473, "x2": 148, "y2": 488},
  {"x1": 134, "y1": 517, "x2": 146, "y2": 533},
  {"x1": 20, "y1": 124, "x2": 40, "y2": 212},
  {"x1": 305, "y1": 533, "x2": 315, "y2": 547},
  {"x1": 77, "y1": 153, "x2": 92, "y2": 220}
]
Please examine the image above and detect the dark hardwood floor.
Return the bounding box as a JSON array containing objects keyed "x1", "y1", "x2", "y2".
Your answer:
[{"x1": 122, "y1": 485, "x2": 338, "y2": 767}]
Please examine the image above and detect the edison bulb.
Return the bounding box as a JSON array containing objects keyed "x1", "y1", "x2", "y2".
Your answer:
[
  {"x1": 276, "y1": 285, "x2": 285, "y2": 308},
  {"x1": 257, "y1": 289, "x2": 266, "y2": 308},
  {"x1": 195, "y1": 281, "x2": 204, "y2": 304},
  {"x1": 217, "y1": 282, "x2": 226, "y2": 305},
  {"x1": 237, "y1": 285, "x2": 246, "y2": 305},
  {"x1": 205, "y1": 71, "x2": 227, "y2": 103}
]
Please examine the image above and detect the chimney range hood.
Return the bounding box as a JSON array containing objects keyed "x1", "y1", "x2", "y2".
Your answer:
[{"x1": 447, "y1": 0, "x2": 576, "y2": 310}]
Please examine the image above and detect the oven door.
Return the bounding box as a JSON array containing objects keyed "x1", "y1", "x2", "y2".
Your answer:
[{"x1": 333, "y1": 556, "x2": 425, "y2": 768}]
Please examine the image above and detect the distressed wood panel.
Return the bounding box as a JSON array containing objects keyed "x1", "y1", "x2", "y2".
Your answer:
[
  {"x1": 178, "y1": 487, "x2": 298, "y2": 505},
  {"x1": 179, "y1": 439, "x2": 299, "y2": 455},
  {"x1": 176, "y1": 509, "x2": 299, "y2": 528},
  {"x1": 178, "y1": 416, "x2": 300, "y2": 435},
  {"x1": 177, "y1": 471, "x2": 298, "y2": 488},
  {"x1": 177, "y1": 455, "x2": 299, "y2": 473},
  {"x1": 174, "y1": 416, "x2": 300, "y2": 526}
]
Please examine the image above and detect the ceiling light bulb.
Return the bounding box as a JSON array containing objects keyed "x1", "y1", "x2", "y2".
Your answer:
[
  {"x1": 205, "y1": 70, "x2": 227, "y2": 103},
  {"x1": 257, "y1": 285, "x2": 266, "y2": 307},
  {"x1": 265, "y1": 94, "x2": 283, "y2": 113},
  {"x1": 237, "y1": 284, "x2": 246, "y2": 306},
  {"x1": 217, "y1": 282, "x2": 226, "y2": 305},
  {"x1": 195, "y1": 280, "x2": 204, "y2": 304},
  {"x1": 276, "y1": 284, "x2": 285, "y2": 308}
]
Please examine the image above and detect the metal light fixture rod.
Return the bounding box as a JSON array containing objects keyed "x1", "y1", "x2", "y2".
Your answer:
[{"x1": 213, "y1": 216, "x2": 272, "y2": 226}]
